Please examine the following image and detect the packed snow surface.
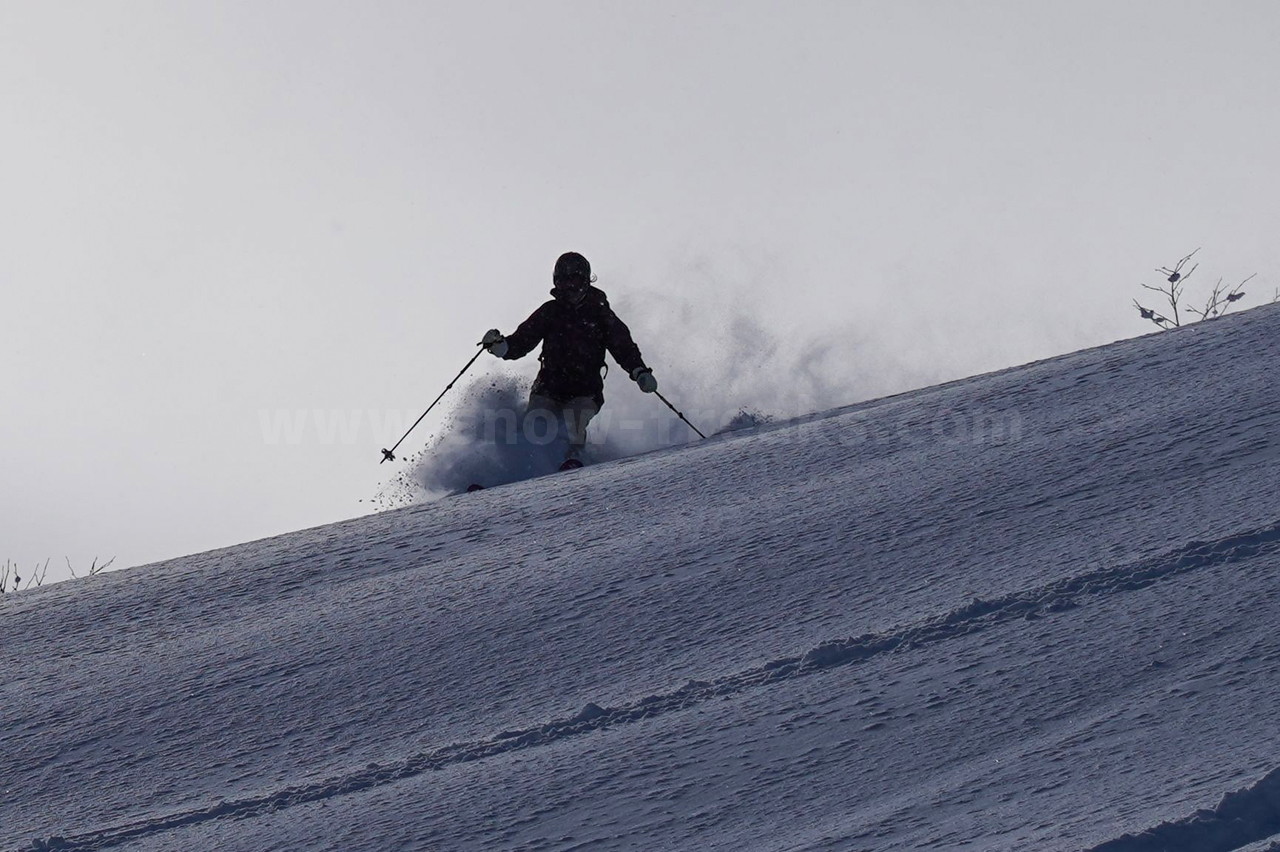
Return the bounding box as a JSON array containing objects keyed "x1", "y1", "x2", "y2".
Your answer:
[{"x1": 4, "y1": 304, "x2": 1280, "y2": 851}]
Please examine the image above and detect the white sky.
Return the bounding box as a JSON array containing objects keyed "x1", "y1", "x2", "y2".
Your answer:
[{"x1": 3, "y1": 1, "x2": 1277, "y2": 581}]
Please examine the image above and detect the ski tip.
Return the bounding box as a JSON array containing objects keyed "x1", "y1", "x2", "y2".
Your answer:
[{"x1": 465, "y1": 483, "x2": 486, "y2": 493}]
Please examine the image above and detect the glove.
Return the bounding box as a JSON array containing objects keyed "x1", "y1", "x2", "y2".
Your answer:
[
  {"x1": 631, "y1": 366, "x2": 657, "y2": 394},
  {"x1": 481, "y1": 329, "x2": 508, "y2": 358}
]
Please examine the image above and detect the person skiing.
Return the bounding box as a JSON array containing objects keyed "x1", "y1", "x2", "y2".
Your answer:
[{"x1": 481, "y1": 251, "x2": 657, "y2": 471}]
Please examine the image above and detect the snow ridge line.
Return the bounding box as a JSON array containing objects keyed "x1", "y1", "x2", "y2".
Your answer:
[
  {"x1": 797, "y1": 519, "x2": 1280, "y2": 673},
  {"x1": 1085, "y1": 765, "x2": 1280, "y2": 852},
  {"x1": 26, "y1": 520, "x2": 1280, "y2": 852}
]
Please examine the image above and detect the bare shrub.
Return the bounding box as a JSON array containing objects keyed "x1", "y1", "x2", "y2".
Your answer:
[{"x1": 1134, "y1": 248, "x2": 1259, "y2": 330}]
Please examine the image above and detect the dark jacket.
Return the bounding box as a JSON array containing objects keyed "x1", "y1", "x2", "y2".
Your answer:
[{"x1": 503, "y1": 285, "x2": 647, "y2": 405}]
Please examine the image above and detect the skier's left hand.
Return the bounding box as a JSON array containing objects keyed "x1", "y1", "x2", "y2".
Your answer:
[{"x1": 631, "y1": 367, "x2": 657, "y2": 394}]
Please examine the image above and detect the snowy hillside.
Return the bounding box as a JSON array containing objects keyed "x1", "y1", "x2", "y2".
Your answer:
[{"x1": 4, "y1": 303, "x2": 1280, "y2": 852}]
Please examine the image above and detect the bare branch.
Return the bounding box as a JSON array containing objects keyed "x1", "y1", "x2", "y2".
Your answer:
[
  {"x1": 1178, "y1": 262, "x2": 1199, "y2": 286},
  {"x1": 1156, "y1": 247, "x2": 1201, "y2": 283},
  {"x1": 1229, "y1": 273, "x2": 1256, "y2": 297},
  {"x1": 1133, "y1": 299, "x2": 1172, "y2": 328},
  {"x1": 23, "y1": 558, "x2": 51, "y2": 589},
  {"x1": 1215, "y1": 272, "x2": 1255, "y2": 318},
  {"x1": 1140, "y1": 281, "x2": 1181, "y2": 325},
  {"x1": 1186, "y1": 277, "x2": 1224, "y2": 320},
  {"x1": 61, "y1": 556, "x2": 118, "y2": 580}
]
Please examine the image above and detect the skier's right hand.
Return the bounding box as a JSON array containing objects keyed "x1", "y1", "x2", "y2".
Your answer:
[{"x1": 482, "y1": 329, "x2": 508, "y2": 358}]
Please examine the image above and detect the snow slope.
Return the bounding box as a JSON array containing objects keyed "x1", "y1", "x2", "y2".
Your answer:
[{"x1": 4, "y1": 303, "x2": 1280, "y2": 852}]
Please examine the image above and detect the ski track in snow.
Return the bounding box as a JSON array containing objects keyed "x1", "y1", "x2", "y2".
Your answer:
[{"x1": 25, "y1": 519, "x2": 1280, "y2": 852}]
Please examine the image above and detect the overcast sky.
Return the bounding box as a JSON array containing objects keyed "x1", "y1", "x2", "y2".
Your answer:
[{"x1": 3, "y1": 1, "x2": 1277, "y2": 582}]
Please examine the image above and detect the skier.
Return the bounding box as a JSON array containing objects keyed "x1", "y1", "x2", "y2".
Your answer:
[{"x1": 482, "y1": 251, "x2": 658, "y2": 471}]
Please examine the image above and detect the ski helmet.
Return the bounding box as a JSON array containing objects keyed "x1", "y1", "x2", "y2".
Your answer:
[
  {"x1": 553, "y1": 251, "x2": 591, "y2": 284},
  {"x1": 551, "y1": 252, "x2": 592, "y2": 303}
]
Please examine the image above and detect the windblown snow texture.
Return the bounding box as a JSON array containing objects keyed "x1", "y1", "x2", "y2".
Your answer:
[
  {"x1": 5, "y1": 302, "x2": 1280, "y2": 852},
  {"x1": 20, "y1": 520, "x2": 1280, "y2": 852},
  {"x1": 1086, "y1": 767, "x2": 1280, "y2": 852}
]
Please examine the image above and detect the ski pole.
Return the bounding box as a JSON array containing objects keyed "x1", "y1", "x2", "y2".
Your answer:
[
  {"x1": 380, "y1": 343, "x2": 486, "y2": 463},
  {"x1": 654, "y1": 389, "x2": 707, "y2": 440}
]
